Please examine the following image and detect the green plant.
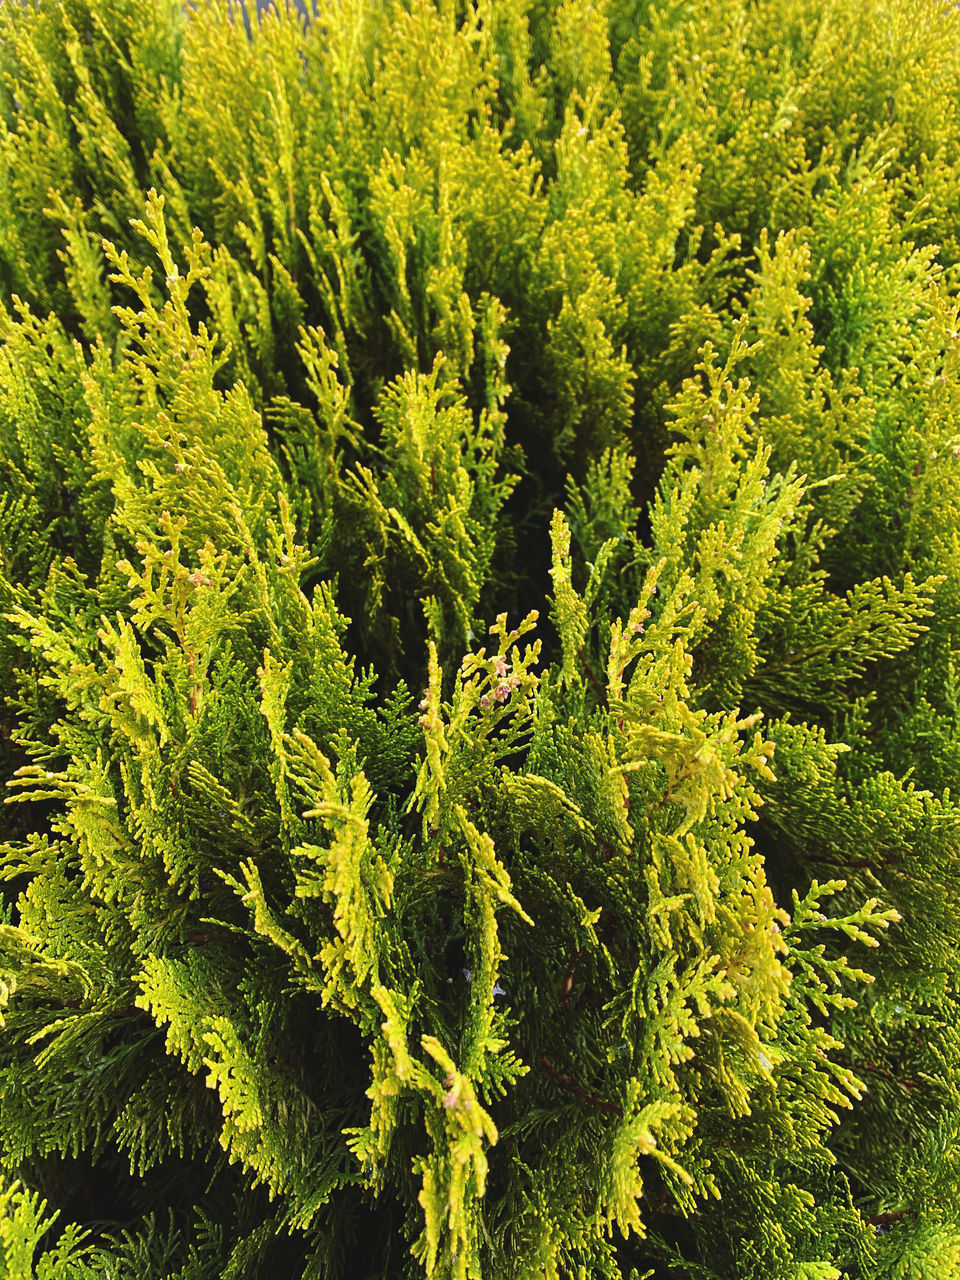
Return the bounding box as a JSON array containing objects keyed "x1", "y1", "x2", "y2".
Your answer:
[{"x1": 2, "y1": 0, "x2": 960, "y2": 1276}]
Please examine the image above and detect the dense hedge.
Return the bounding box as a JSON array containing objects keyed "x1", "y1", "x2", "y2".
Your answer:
[{"x1": 2, "y1": 1, "x2": 960, "y2": 1276}]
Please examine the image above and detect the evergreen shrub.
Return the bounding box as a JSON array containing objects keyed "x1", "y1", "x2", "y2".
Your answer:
[{"x1": 1, "y1": 0, "x2": 960, "y2": 1275}]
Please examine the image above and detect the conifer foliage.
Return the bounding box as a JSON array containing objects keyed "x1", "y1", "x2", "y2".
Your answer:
[{"x1": 1, "y1": 0, "x2": 960, "y2": 1275}]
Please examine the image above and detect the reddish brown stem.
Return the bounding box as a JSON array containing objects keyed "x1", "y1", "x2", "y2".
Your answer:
[
  {"x1": 577, "y1": 647, "x2": 608, "y2": 708},
  {"x1": 541, "y1": 1057, "x2": 623, "y2": 1117},
  {"x1": 865, "y1": 1209, "x2": 914, "y2": 1228},
  {"x1": 559, "y1": 954, "x2": 579, "y2": 1009},
  {"x1": 859, "y1": 1062, "x2": 919, "y2": 1091}
]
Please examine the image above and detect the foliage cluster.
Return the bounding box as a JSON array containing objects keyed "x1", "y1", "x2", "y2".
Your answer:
[{"x1": 2, "y1": 0, "x2": 960, "y2": 1276}]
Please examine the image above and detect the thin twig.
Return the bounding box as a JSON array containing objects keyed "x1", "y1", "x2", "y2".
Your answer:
[
  {"x1": 577, "y1": 646, "x2": 608, "y2": 708},
  {"x1": 859, "y1": 1062, "x2": 919, "y2": 1091},
  {"x1": 541, "y1": 1057, "x2": 623, "y2": 1117}
]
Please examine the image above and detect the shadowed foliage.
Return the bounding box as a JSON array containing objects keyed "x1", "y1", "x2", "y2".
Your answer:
[{"x1": 1, "y1": 1, "x2": 960, "y2": 1276}]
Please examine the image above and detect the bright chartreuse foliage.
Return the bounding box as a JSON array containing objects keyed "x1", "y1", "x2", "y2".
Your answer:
[{"x1": 1, "y1": 0, "x2": 960, "y2": 1275}]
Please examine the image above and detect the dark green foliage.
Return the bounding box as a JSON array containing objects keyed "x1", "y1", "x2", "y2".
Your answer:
[{"x1": 1, "y1": 0, "x2": 959, "y2": 1275}]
